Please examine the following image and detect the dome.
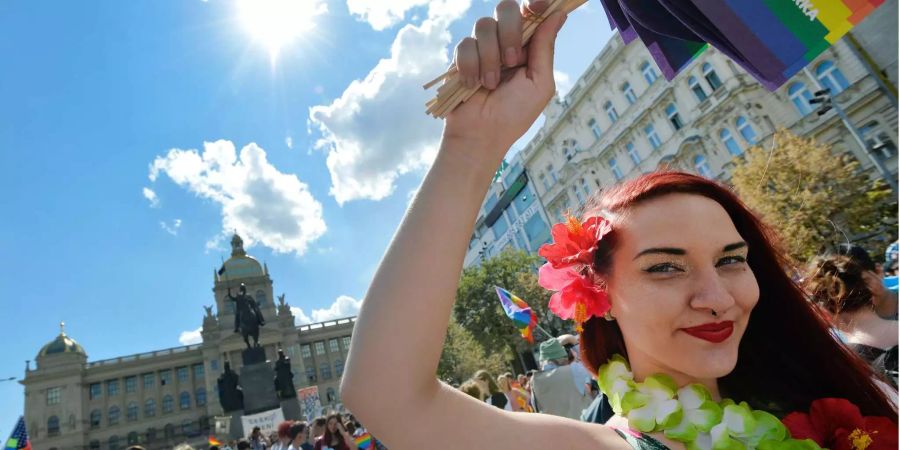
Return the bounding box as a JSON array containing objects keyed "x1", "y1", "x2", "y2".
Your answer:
[
  {"x1": 38, "y1": 323, "x2": 86, "y2": 358},
  {"x1": 219, "y1": 233, "x2": 265, "y2": 279}
]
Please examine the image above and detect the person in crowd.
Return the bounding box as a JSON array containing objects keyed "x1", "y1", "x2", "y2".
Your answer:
[
  {"x1": 287, "y1": 421, "x2": 313, "y2": 450},
  {"x1": 271, "y1": 420, "x2": 294, "y2": 450},
  {"x1": 313, "y1": 413, "x2": 357, "y2": 450},
  {"x1": 248, "y1": 426, "x2": 269, "y2": 450},
  {"x1": 497, "y1": 372, "x2": 528, "y2": 412},
  {"x1": 838, "y1": 244, "x2": 898, "y2": 319},
  {"x1": 516, "y1": 373, "x2": 528, "y2": 388},
  {"x1": 236, "y1": 440, "x2": 251, "y2": 450},
  {"x1": 339, "y1": 2, "x2": 897, "y2": 449},
  {"x1": 473, "y1": 369, "x2": 509, "y2": 409},
  {"x1": 530, "y1": 338, "x2": 594, "y2": 419},
  {"x1": 884, "y1": 241, "x2": 899, "y2": 290},
  {"x1": 459, "y1": 380, "x2": 482, "y2": 399},
  {"x1": 308, "y1": 417, "x2": 326, "y2": 448},
  {"x1": 806, "y1": 254, "x2": 898, "y2": 385}
]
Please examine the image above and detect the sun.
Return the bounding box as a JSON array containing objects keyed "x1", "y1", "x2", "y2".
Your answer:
[{"x1": 237, "y1": 0, "x2": 322, "y2": 62}]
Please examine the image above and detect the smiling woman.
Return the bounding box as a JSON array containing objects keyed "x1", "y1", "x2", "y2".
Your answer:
[{"x1": 237, "y1": 0, "x2": 325, "y2": 61}]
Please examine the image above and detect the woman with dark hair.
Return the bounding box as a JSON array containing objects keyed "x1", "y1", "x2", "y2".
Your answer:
[
  {"x1": 805, "y1": 255, "x2": 898, "y2": 385},
  {"x1": 340, "y1": 2, "x2": 897, "y2": 449},
  {"x1": 287, "y1": 421, "x2": 313, "y2": 450},
  {"x1": 473, "y1": 369, "x2": 509, "y2": 410},
  {"x1": 313, "y1": 413, "x2": 357, "y2": 450}
]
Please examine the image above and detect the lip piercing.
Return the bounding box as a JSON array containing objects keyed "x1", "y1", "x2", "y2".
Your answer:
[{"x1": 711, "y1": 310, "x2": 718, "y2": 317}]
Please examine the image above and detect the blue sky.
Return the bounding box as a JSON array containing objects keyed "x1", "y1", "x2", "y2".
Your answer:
[{"x1": 0, "y1": 0, "x2": 613, "y2": 434}]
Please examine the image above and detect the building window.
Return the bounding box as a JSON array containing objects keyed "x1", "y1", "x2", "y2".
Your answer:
[
  {"x1": 645, "y1": 124, "x2": 662, "y2": 149},
  {"x1": 694, "y1": 155, "x2": 713, "y2": 178},
  {"x1": 342, "y1": 336, "x2": 351, "y2": 349},
  {"x1": 125, "y1": 376, "x2": 136, "y2": 393},
  {"x1": 142, "y1": 373, "x2": 154, "y2": 390},
  {"x1": 335, "y1": 359, "x2": 344, "y2": 377},
  {"x1": 622, "y1": 82, "x2": 637, "y2": 105},
  {"x1": 255, "y1": 290, "x2": 267, "y2": 306},
  {"x1": 47, "y1": 387, "x2": 61, "y2": 405},
  {"x1": 689, "y1": 76, "x2": 707, "y2": 102},
  {"x1": 182, "y1": 420, "x2": 194, "y2": 435},
  {"x1": 164, "y1": 424, "x2": 175, "y2": 438},
  {"x1": 314, "y1": 341, "x2": 326, "y2": 355},
  {"x1": 177, "y1": 367, "x2": 189, "y2": 383},
  {"x1": 860, "y1": 121, "x2": 898, "y2": 159},
  {"x1": 90, "y1": 383, "x2": 101, "y2": 399},
  {"x1": 127, "y1": 432, "x2": 139, "y2": 445},
  {"x1": 108, "y1": 406, "x2": 120, "y2": 425},
  {"x1": 306, "y1": 367, "x2": 317, "y2": 382},
  {"x1": 196, "y1": 388, "x2": 207, "y2": 406},
  {"x1": 546, "y1": 164, "x2": 558, "y2": 183},
  {"x1": 192, "y1": 363, "x2": 204, "y2": 379},
  {"x1": 626, "y1": 142, "x2": 641, "y2": 165},
  {"x1": 609, "y1": 158, "x2": 623, "y2": 181},
  {"x1": 109, "y1": 436, "x2": 120, "y2": 450},
  {"x1": 703, "y1": 62, "x2": 723, "y2": 91},
  {"x1": 580, "y1": 178, "x2": 591, "y2": 198},
  {"x1": 641, "y1": 61, "x2": 658, "y2": 85},
  {"x1": 736, "y1": 116, "x2": 758, "y2": 144},
  {"x1": 572, "y1": 185, "x2": 585, "y2": 205},
  {"x1": 720, "y1": 129, "x2": 743, "y2": 156},
  {"x1": 47, "y1": 416, "x2": 60, "y2": 436},
  {"x1": 180, "y1": 392, "x2": 191, "y2": 410},
  {"x1": 210, "y1": 359, "x2": 219, "y2": 371},
  {"x1": 562, "y1": 144, "x2": 574, "y2": 161},
  {"x1": 301, "y1": 344, "x2": 312, "y2": 358},
  {"x1": 144, "y1": 399, "x2": 156, "y2": 418},
  {"x1": 326, "y1": 387, "x2": 337, "y2": 404},
  {"x1": 788, "y1": 82, "x2": 814, "y2": 116},
  {"x1": 90, "y1": 410, "x2": 101, "y2": 429},
  {"x1": 162, "y1": 395, "x2": 174, "y2": 414},
  {"x1": 107, "y1": 380, "x2": 119, "y2": 396},
  {"x1": 604, "y1": 101, "x2": 619, "y2": 123},
  {"x1": 89, "y1": 440, "x2": 100, "y2": 450},
  {"x1": 160, "y1": 370, "x2": 172, "y2": 386},
  {"x1": 320, "y1": 362, "x2": 332, "y2": 380},
  {"x1": 588, "y1": 118, "x2": 602, "y2": 139},
  {"x1": 329, "y1": 338, "x2": 340, "y2": 353},
  {"x1": 666, "y1": 104, "x2": 684, "y2": 130},
  {"x1": 815, "y1": 60, "x2": 849, "y2": 95},
  {"x1": 127, "y1": 402, "x2": 138, "y2": 422}
]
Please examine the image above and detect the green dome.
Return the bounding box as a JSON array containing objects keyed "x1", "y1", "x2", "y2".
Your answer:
[
  {"x1": 38, "y1": 324, "x2": 86, "y2": 358},
  {"x1": 220, "y1": 233, "x2": 265, "y2": 279}
]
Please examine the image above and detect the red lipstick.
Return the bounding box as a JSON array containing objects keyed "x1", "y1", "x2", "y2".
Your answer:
[{"x1": 681, "y1": 321, "x2": 734, "y2": 343}]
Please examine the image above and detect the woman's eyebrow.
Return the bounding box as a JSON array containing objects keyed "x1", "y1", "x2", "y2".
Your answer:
[
  {"x1": 723, "y1": 242, "x2": 748, "y2": 252},
  {"x1": 634, "y1": 242, "x2": 747, "y2": 260}
]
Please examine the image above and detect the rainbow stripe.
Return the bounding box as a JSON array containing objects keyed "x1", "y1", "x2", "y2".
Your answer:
[
  {"x1": 495, "y1": 286, "x2": 538, "y2": 344},
  {"x1": 598, "y1": 0, "x2": 885, "y2": 90},
  {"x1": 355, "y1": 432, "x2": 373, "y2": 449}
]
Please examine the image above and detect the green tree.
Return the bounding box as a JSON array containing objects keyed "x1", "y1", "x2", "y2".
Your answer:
[
  {"x1": 437, "y1": 318, "x2": 508, "y2": 385},
  {"x1": 454, "y1": 249, "x2": 567, "y2": 371},
  {"x1": 730, "y1": 129, "x2": 897, "y2": 263}
]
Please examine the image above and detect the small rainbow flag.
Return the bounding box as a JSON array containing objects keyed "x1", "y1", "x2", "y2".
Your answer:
[
  {"x1": 208, "y1": 436, "x2": 222, "y2": 446},
  {"x1": 354, "y1": 432, "x2": 373, "y2": 449},
  {"x1": 598, "y1": 0, "x2": 886, "y2": 90},
  {"x1": 495, "y1": 286, "x2": 538, "y2": 344}
]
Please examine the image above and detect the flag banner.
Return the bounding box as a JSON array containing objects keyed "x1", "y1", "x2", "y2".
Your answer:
[
  {"x1": 597, "y1": 0, "x2": 886, "y2": 90},
  {"x1": 495, "y1": 286, "x2": 538, "y2": 344},
  {"x1": 240, "y1": 408, "x2": 284, "y2": 438},
  {"x1": 354, "y1": 432, "x2": 373, "y2": 449},
  {"x1": 4, "y1": 417, "x2": 30, "y2": 450},
  {"x1": 297, "y1": 386, "x2": 323, "y2": 421}
]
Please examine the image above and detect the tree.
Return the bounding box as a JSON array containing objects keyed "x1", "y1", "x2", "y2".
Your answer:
[
  {"x1": 454, "y1": 249, "x2": 567, "y2": 372},
  {"x1": 730, "y1": 129, "x2": 897, "y2": 263},
  {"x1": 437, "y1": 318, "x2": 508, "y2": 386}
]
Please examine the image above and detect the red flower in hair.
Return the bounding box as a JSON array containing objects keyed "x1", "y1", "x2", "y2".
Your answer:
[
  {"x1": 539, "y1": 215, "x2": 612, "y2": 269},
  {"x1": 538, "y1": 263, "x2": 610, "y2": 333},
  {"x1": 782, "y1": 398, "x2": 897, "y2": 450}
]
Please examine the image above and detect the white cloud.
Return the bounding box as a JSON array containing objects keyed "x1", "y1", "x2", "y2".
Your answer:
[
  {"x1": 309, "y1": 0, "x2": 471, "y2": 205},
  {"x1": 285, "y1": 136, "x2": 293, "y2": 149},
  {"x1": 143, "y1": 187, "x2": 160, "y2": 208},
  {"x1": 346, "y1": 0, "x2": 430, "y2": 30},
  {"x1": 554, "y1": 70, "x2": 573, "y2": 96},
  {"x1": 160, "y1": 219, "x2": 182, "y2": 236},
  {"x1": 179, "y1": 327, "x2": 203, "y2": 345},
  {"x1": 292, "y1": 295, "x2": 363, "y2": 325},
  {"x1": 149, "y1": 140, "x2": 327, "y2": 255}
]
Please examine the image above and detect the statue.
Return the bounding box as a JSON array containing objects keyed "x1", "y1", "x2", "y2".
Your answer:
[
  {"x1": 277, "y1": 293, "x2": 287, "y2": 308},
  {"x1": 228, "y1": 283, "x2": 265, "y2": 349},
  {"x1": 216, "y1": 361, "x2": 244, "y2": 412},
  {"x1": 273, "y1": 349, "x2": 297, "y2": 399},
  {"x1": 204, "y1": 305, "x2": 214, "y2": 318}
]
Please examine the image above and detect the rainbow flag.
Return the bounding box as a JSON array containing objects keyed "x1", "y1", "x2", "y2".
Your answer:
[
  {"x1": 4, "y1": 417, "x2": 30, "y2": 450},
  {"x1": 495, "y1": 286, "x2": 538, "y2": 344},
  {"x1": 208, "y1": 436, "x2": 222, "y2": 446},
  {"x1": 354, "y1": 432, "x2": 373, "y2": 449},
  {"x1": 598, "y1": 0, "x2": 885, "y2": 90}
]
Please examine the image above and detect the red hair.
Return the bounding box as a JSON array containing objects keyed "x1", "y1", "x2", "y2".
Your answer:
[{"x1": 578, "y1": 172, "x2": 895, "y2": 418}]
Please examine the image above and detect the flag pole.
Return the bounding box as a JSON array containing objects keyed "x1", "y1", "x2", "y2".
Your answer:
[{"x1": 533, "y1": 323, "x2": 555, "y2": 340}]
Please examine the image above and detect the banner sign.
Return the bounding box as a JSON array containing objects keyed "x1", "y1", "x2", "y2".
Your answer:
[
  {"x1": 297, "y1": 386, "x2": 323, "y2": 421},
  {"x1": 240, "y1": 408, "x2": 284, "y2": 437}
]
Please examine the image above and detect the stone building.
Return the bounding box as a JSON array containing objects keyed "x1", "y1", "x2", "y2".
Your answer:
[{"x1": 22, "y1": 234, "x2": 355, "y2": 450}]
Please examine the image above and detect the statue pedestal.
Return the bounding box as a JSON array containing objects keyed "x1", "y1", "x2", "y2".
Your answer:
[
  {"x1": 280, "y1": 397, "x2": 303, "y2": 420},
  {"x1": 239, "y1": 348, "x2": 280, "y2": 415},
  {"x1": 229, "y1": 414, "x2": 244, "y2": 441}
]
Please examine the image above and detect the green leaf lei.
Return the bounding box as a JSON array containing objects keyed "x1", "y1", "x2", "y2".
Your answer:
[{"x1": 597, "y1": 355, "x2": 822, "y2": 450}]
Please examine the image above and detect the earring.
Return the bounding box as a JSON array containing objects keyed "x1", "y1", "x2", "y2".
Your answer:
[{"x1": 603, "y1": 311, "x2": 615, "y2": 321}]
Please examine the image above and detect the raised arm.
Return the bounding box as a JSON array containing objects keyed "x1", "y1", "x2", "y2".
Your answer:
[{"x1": 341, "y1": 3, "x2": 621, "y2": 449}]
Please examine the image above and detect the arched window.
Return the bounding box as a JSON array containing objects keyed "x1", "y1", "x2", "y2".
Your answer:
[
  {"x1": 326, "y1": 387, "x2": 337, "y2": 403},
  {"x1": 665, "y1": 103, "x2": 683, "y2": 130},
  {"x1": 641, "y1": 61, "x2": 658, "y2": 84},
  {"x1": 626, "y1": 142, "x2": 641, "y2": 165},
  {"x1": 90, "y1": 410, "x2": 101, "y2": 429},
  {"x1": 196, "y1": 388, "x2": 207, "y2": 406},
  {"x1": 108, "y1": 406, "x2": 120, "y2": 425},
  {"x1": 335, "y1": 359, "x2": 344, "y2": 377},
  {"x1": 860, "y1": 121, "x2": 898, "y2": 159},
  {"x1": 89, "y1": 440, "x2": 101, "y2": 450},
  {"x1": 182, "y1": 419, "x2": 194, "y2": 435},
  {"x1": 255, "y1": 290, "x2": 266, "y2": 306},
  {"x1": 127, "y1": 402, "x2": 138, "y2": 421},
  {"x1": 47, "y1": 416, "x2": 60, "y2": 436},
  {"x1": 702, "y1": 62, "x2": 723, "y2": 90},
  {"x1": 588, "y1": 118, "x2": 602, "y2": 139},
  {"x1": 694, "y1": 155, "x2": 713, "y2": 178},
  {"x1": 604, "y1": 101, "x2": 618, "y2": 123},
  {"x1": 720, "y1": 129, "x2": 743, "y2": 156},
  {"x1": 736, "y1": 117, "x2": 758, "y2": 144},
  {"x1": 108, "y1": 435, "x2": 120, "y2": 450},
  {"x1": 306, "y1": 366, "x2": 317, "y2": 382},
  {"x1": 144, "y1": 399, "x2": 156, "y2": 418},
  {"x1": 179, "y1": 391, "x2": 191, "y2": 410},
  {"x1": 689, "y1": 76, "x2": 707, "y2": 102},
  {"x1": 580, "y1": 178, "x2": 591, "y2": 198},
  {"x1": 572, "y1": 185, "x2": 585, "y2": 205},
  {"x1": 162, "y1": 395, "x2": 174, "y2": 414},
  {"x1": 816, "y1": 60, "x2": 849, "y2": 94},
  {"x1": 320, "y1": 362, "x2": 332, "y2": 380},
  {"x1": 147, "y1": 427, "x2": 157, "y2": 442},
  {"x1": 622, "y1": 82, "x2": 637, "y2": 104},
  {"x1": 609, "y1": 158, "x2": 623, "y2": 181},
  {"x1": 788, "y1": 82, "x2": 814, "y2": 116},
  {"x1": 127, "y1": 432, "x2": 139, "y2": 445},
  {"x1": 164, "y1": 423, "x2": 175, "y2": 438}
]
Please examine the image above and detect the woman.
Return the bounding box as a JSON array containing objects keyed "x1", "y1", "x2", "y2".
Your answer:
[
  {"x1": 459, "y1": 380, "x2": 482, "y2": 400},
  {"x1": 287, "y1": 421, "x2": 313, "y2": 450},
  {"x1": 341, "y1": 1, "x2": 896, "y2": 449},
  {"x1": 271, "y1": 421, "x2": 294, "y2": 450},
  {"x1": 498, "y1": 372, "x2": 529, "y2": 412},
  {"x1": 313, "y1": 413, "x2": 357, "y2": 450},
  {"x1": 806, "y1": 255, "x2": 898, "y2": 384},
  {"x1": 473, "y1": 369, "x2": 509, "y2": 410}
]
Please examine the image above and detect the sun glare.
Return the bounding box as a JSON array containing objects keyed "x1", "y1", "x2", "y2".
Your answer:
[{"x1": 237, "y1": 0, "x2": 321, "y2": 62}]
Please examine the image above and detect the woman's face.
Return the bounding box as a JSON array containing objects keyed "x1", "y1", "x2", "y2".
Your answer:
[
  {"x1": 292, "y1": 428, "x2": 309, "y2": 445},
  {"x1": 327, "y1": 418, "x2": 338, "y2": 433},
  {"x1": 605, "y1": 194, "x2": 759, "y2": 388}
]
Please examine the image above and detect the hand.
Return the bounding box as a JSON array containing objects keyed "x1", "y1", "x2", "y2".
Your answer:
[{"x1": 443, "y1": 0, "x2": 567, "y2": 159}]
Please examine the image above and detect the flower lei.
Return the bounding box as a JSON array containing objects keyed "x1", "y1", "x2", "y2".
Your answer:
[
  {"x1": 599, "y1": 356, "x2": 898, "y2": 450},
  {"x1": 538, "y1": 214, "x2": 612, "y2": 332}
]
